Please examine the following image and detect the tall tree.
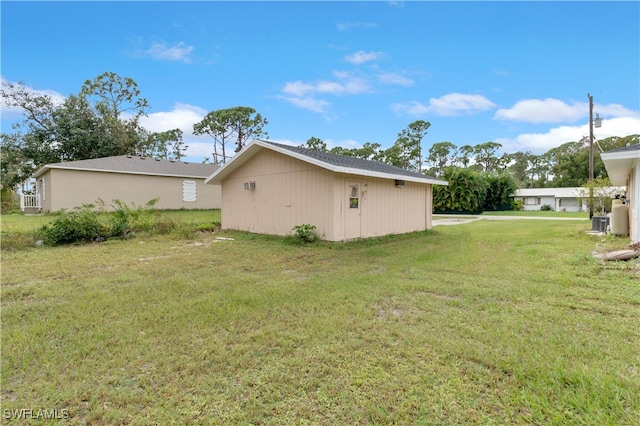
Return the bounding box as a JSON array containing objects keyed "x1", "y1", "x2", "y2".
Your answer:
[
  {"x1": 426, "y1": 141, "x2": 457, "y2": 177},
  {"x1": 506, "y1": 151, "x2": 533, "y2": 187},
  {"x1": 80, "y1": 72, "x2": 150, "y2": 156},
  {"x1": 0, "y1": 132, "x2": 33, "y2": 191},
  {"x1": 456, "y1": 144, "x2": 474, "y2": 168},
  {"x1": 472, "y1": 141, "x2": 502, "y2": 173},
  {"x1": 300, "y1": 137, "x2": 327, "y2": 151},
  {"x1": 136, "y1": 128, "x2": 187, "y2": 160},
  {"x1": 383, "y1": 120, "x2": 430, "y2": 172},
  {"x1": 193, "y1": 106, "x2": 268, "y2": 164},
  {"x1": 52, "y1": 94, "x2": 110, "y2": 161},
  {"x1": 1, "y1": 73, "x2": 159, "y2": 167},
  {"x1": 1, "y1": 81, "x2": 58, "y2": 166}
]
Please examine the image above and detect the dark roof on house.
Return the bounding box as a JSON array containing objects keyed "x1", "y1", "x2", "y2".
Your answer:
[
  {"x1": 601, "y1": 143, "x2": 640, "y2": 154},
  {"x1": 206, "y1": 139, "x2": 448, "y2": 186},
  {"x1": 264, "y1": 141, "x2": 441, "y2": 180},
  {"x1": 600, "y1": 143, "x2": 640, "y2": 186},
  {"x1": 34, "y1": 155, "x2": 220, "y2": 179}
]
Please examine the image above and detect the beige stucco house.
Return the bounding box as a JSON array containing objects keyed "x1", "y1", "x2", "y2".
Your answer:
[
  {"x1": 204, "y1": 140, "x2": 448, "y2": 241},
  {"x1": 25, "y1": 155, "x2": 221, "y2": 212},
  {"x1": 601, "y1": 143, "x2": 640, "y2": 241}
]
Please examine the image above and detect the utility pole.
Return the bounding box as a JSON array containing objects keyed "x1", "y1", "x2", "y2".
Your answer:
[{"x1": 588, "y1": 94, "x2": 594, "y2": 220}]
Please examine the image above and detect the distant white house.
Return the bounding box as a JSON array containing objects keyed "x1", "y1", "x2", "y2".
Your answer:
[{"x1": 512, "y1": 187, "x2": 625, "y2": 212}]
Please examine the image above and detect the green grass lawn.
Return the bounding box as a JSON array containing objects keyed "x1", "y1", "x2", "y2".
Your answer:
[
  {"x1": 0, "y1": 209, "x2": 221, "y2": 233},
  {"x1": 479, "y1": 210, "x2": 589, "y2": 219},
  {"x1": 1, "y1": 218, "x2": 638, "y2": 424}
]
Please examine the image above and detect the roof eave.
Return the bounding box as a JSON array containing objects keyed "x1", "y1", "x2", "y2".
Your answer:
[
  {"x1": 35, "y1": 164, "x2": 210, "y2": 179},
  {"x1": 205, "y1": 140, "x2": 448, "y2": 185}
]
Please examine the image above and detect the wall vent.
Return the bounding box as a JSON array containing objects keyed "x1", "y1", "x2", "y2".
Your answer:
[
  {"x1": 244, "y1": 181, "x2": 256, "y2": 190},
  {"x1": 395, "y1": 179, "x2": 405, "y2": 187}
]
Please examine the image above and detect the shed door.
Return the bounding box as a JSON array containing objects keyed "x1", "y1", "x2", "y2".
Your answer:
[{"x1": 345, "y1": 181, "x2": 361, "y2": 239}]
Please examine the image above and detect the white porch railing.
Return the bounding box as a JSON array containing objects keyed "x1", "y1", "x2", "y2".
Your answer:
[{"x1": 20, "y1": 194, "x2": 41, "y2": 211}]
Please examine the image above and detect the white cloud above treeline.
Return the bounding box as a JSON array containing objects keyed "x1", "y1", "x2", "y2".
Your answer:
[
  {"x1": 392, "y1": 93, "x2": 496, "y2": 117},
  {"x1": 494, "y1": 98, "x2": 638, "y2": 124},
  {"x1": 345, "y1": 50, "x2": 385, "y2": 65},
  {"x1": 498, "y1": 116, "x2": 640, "y2": 153}
]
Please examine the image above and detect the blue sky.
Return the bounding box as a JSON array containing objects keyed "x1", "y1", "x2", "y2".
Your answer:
[{"x1": 2, "y1": 1, "x2": 639, "y2": 163}]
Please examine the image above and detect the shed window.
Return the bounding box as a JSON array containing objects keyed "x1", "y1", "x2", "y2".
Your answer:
[
  {"x1": 183, "y1": 180, "x2": 197, "y2": 202},
  {"x1": 349, "y1": 185, "x2": 359, "y2": 208}
]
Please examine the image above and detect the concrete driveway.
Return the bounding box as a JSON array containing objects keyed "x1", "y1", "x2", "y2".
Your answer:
[{"x1": 432, "y1": 215, "x2": 589, "y2": 226}]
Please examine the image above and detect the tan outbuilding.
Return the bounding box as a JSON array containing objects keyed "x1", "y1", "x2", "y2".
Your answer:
[
  {"x1": 205, "y1": 140, "x2": 448, "y2": 241},
  {"x1": 26, "y1": 155, "x2": 221, "y2": 212}
]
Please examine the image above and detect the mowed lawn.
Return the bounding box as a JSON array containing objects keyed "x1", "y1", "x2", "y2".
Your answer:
[{"x1": 1, "y1": 217, "x2": 639, "y2": 424}]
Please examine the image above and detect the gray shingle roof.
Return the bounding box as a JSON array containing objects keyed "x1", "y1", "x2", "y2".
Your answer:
[
  {"x1": 602, "y1": 143, "x2": 640, "y2": 154},
  {"x1": 35, "y1": 155, "x2": 219, "y2": 179},
  {"x1": 262, "y1": 140, "x2": 441, "y2": 181},
  {"x1": 206, "y1": 139, "x2": 448, "y2": 186}
]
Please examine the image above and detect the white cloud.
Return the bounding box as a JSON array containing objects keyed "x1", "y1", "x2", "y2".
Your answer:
[
  {"x1": 138, "y1": 102, "x2": 225, "y2": 161},
  {"x1": 494, "y1": 98, "x2": 638, "y2": 124},
  {"x1": 279, "y1": 71, "x2": 369, "y2": 114},
  {"x1": 183, "y1": 141, "x2": 213, "y2": 161},
  {"x1": 140, "y1": 41, "x2": 195, "y2": 63},
  {"x1": 497, "y1": 115, "x2": 640, "y2": 153},
  {"x1": 392, "y1": 93, "x2": 496, "y2": 117},
  {"x1": 494, "y1": 98, "x2": 585, "y2": 123},
  {"x1": 345, "y1": 50, "x2": 384, "y2": 65},
  {"x1": 283, "y1": 72, "x2": 369, "y2": 97},
  {"x1": 377, "y1": 72, "x2": 414, "y2": 86},
  {"x1": 277, "y1": 95, "x2": 331, "y2": 114},
  {"x1": 391, "y1": 100, "x2": 430, "y2": 116},
  {"x1": 139, "y1": 102, "x2": 207, "y2": 134}
]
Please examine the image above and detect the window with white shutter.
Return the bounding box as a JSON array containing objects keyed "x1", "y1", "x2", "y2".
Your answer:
[{"x1": 183, "y1": 180, "x2": 197, "y2": 202}]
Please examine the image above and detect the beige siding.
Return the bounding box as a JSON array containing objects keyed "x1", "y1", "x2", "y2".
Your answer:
[
  {"x1": 340, "y1": 176, "x2": 429, "y2": 239},
  {"x1": 220, "y1": 149, "x2": 337, "y2": 239},
  {"x1": 44, "y1": 169, "x2": 221, "y2": 212},
  {"x1": 219, "y1": 149, "x2": 435, "y2": 241}
]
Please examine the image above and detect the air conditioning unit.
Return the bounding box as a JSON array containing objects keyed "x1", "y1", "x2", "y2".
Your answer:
[{"x1": 244, "y1": 181, "x2": 256, "y2": 190}]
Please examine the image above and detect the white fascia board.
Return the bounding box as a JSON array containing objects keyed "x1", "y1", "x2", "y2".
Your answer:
[
  {"x1": 600, "y1": 149, "x2": 640, "y2": 161},
  {"x1": 204, "y1": 141, "x2": 263, "y2": 184},
  {"x1": 259, "y1": 140, "x2": 448, "y2": 186},
  {"x1": 37, "y1": 164, "x2": 207, "y2": 179},
  {"x1": 205, "y1": 139, "x2": 448, "y2": 186}
]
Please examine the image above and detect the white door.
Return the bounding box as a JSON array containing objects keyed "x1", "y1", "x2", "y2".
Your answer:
[{"x1": 345, "y1": 181, "x2": 361, "y2": 239}]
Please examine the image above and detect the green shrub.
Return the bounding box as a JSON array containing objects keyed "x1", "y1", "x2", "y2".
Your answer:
[
  {"x1": 196, "y1": 222, "x2": 221, "y2": 233},
  {"x1": 108, "y1": 198, "x2": 159, "y2": 237},
  {"x1": 39, "y1": 198, "x2": 160, "y2": 246},
  {"x1": 513, "y1": 199, "x2": 524, "y2": 211},
  {"x1": 540, "y1": 204, "x2": 553, "y2": 211},
  {"x1": 291, "y1": 224, "x2": 318, "y2": 244},
  {"x1": 40, "y1": 204, "x2": 107, "y2": 246}
]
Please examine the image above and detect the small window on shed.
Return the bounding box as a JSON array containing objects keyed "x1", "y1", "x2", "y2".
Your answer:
[
  {"x1": 183, "y1": 180, "x2": 197, "y2": 202},
  {"x1": 349, "y1": 185, "x2": 359, "y2": 208}
]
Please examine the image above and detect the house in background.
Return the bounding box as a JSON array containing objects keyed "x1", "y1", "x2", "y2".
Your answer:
[
  {"x1": 205, "y1": 140, "x2": 448, "y2": 241},
  {"x1": 601, "y1": 143, "x2": 640, "y2": 241},
  {"x1": 23, "y1": 155, "x2": 221, "y2": 212},
  {"x1": 512, "y1": 187, "x2": 591, "y2": 212}
]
